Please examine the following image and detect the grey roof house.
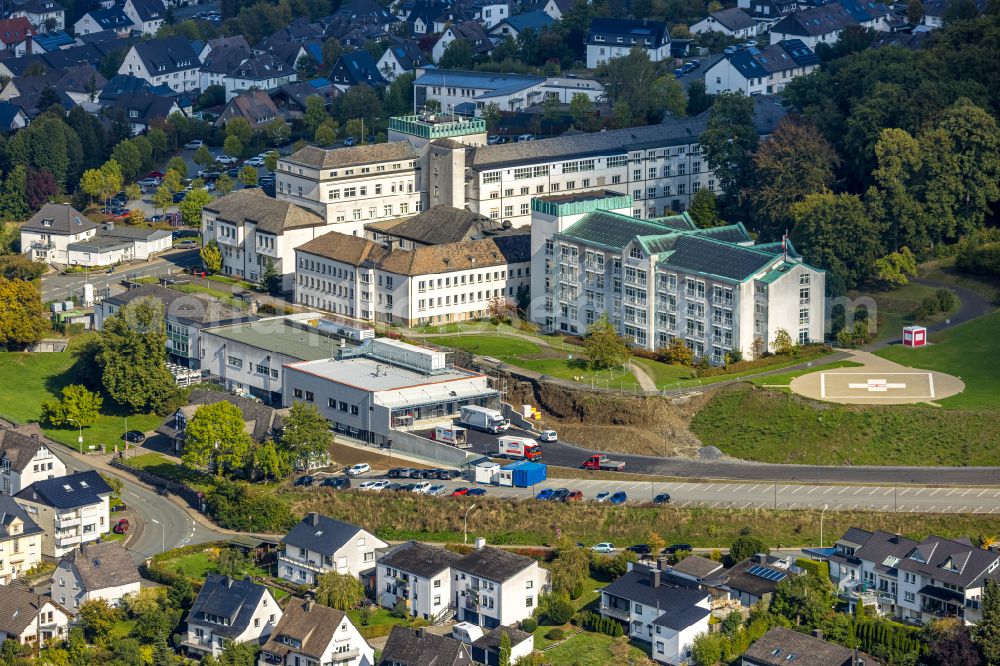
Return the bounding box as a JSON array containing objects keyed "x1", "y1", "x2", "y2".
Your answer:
[
  {"x1": 183, "y1": 574, "x2": 280, "y2": 658},
  {"x1": 741, "y1": 627, "x2": 877, "y2": 666},
  {"x1": 51, "y1": 541, "x2": 142, "y2": 612},
  {"x1": 378, "y1": 626, "x2": 473, "y2": 666},
  {"x1": 279, "y1": 513, "x2": 387, "y2": 585}
]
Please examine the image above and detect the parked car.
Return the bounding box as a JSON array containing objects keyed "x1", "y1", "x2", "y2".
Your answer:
[
  {"x1": 665, "y1": 543, "x2": 693, "y2": 554},
  {"x1": 176, "y1": 240, "x2": 198, "y2": 249},
  {"x1": 386, "y1": 482, "x2": 403, "y2": 491},
  {"x1": 534, "y1": 488, "x2": 555, "y2": 501},
  {"x1": 370, "y1": 480, "x2": 391, "y2": 491},
  {"x1": 592, "y1": 542, "x2": 616, "y2": 553},
  {"x1": 147, "y1": 171, "x2": 165, "y2": 179},
  {"x1": 688, "y1": 59, "x2": 701, "y2": 69},
  {"x1": 112, "y1": 518, "x2": 129, "y2": 534},
  {"x1": 293, "y1": 475, "x2": 314, "y2": 487},
  {"x1": 594, "y1": 491, "x2": 611, "y2": 503},
  {"x1": 653, "y1": 492, "x2": 671, "y2": 504},
  {"x1": 346, "y1": 463, "x2": 371, "y2": 476},
  {"x1": 411, "y1": 481, "x2": 431, "y2": 493},
  {"x1": 627, "y1": 544, "x2": 651, "y2": 556},
  {"x1": 467, "y1": 488, "x2": 487, "y2": 497},
  {"x1": 121, "y1": 431, "x2": 146, "y2": 444},
  {"x1": 538, "y1": 430, "x2": 558, "y2": 443},
  {"x1": 550, "y1": 488, "x2": 570, "y2": 502},
  {"x1": 321, "y1": 476, "x2": 351, "y2": 490},
  {"x1": 172, "y1": 191, "x2": 186, "y2": 203},
  {"x1": 427, "y1": 484, "x2": 447, "y2": 496},
  {"x1": 724, "y1": 45, "x2": 737, "y2": 54},
  {"x1": 358, "y1": 480, "x2": 378, "y2": 490},
  {"x1": 451, "y1": 487, "x2": 470, "y2": 496},
  {"x1": 674, "y1": 68, "x2": 685, "y2": 78},
  {"x1": 745, "y1": 39, "x2": 758, "y2": 47},
  {"x1": 137, "y1": 178, "x2": 160, "y2": 188},
  {"x1": 244, "y1": 157, "x2": 264, "y2": 167},
  {"x1": 184, "y1": 139, "x2": 204, "y2": 149},
  {"x1": 387, "y1": 468, "x2": 407, "y2": 478},
  {"x1": 398, "y1": 483, "x2": 417, "y2": 492},
  {"x1": 610, "y1": 491, "x2": 628, "y2": 505},
  {"x1": 440, "y1": 469, "x2": 461, "y2": 480},
  {"x1": 565, "y1": 490, "x2": 584, "y2": 502},
  {"x1": 216, "y1": 155, "x2": 238, "y2": 165},
  {"x1": 343, "y1": 136, "x2": 357, "y2": 146}
]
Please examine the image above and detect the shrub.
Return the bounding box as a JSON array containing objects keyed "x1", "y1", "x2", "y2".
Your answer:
[
  {"x1": 936, "y1": 288, "x2": 957, "y2": 312},
  {"x1": 539, "y1": 593, "x2": 574, "y2": 625},
  {"x1": 521, "y1": 618, "x2": 538, "y2": 633},
  {"x1": 205, "y1": 479, "x2": 294, "y2": 532},
  {"x1": 545, "y1": 628, "x2": 565, "y2": 641}
]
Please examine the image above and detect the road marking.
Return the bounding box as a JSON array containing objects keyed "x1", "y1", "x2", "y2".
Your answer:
[
  {"x1": 930, "y1": 489, "x2": 940, "y2": 496},
  {"x1": 958, "y1": 506, "x2": 969, "y2": 513},
  {"x1": 976, "y1": 506, "x2": 984, "y2": 513},
  {"x1": 853, "y1": 487, "x2": 864, "y2": 495},
  {"x1": 979, "y1": 489, "x2": 989, "y2": 497}
]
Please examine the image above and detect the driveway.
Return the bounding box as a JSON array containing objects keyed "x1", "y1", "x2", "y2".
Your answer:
[{"x1": 41, "y1": 249, "x2": 201, "y2": 301}]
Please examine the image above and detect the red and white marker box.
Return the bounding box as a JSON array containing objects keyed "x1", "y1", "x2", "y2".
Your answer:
[{"x1": 902, "y1": 325, "x2": 927, "y2": 347}]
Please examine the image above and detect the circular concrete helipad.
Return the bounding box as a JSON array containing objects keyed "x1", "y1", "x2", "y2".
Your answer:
[{"x1": 789, "y1": 351, "x2": 965, "y2": 405}]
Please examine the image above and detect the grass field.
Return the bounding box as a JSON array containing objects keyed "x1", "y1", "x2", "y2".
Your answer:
[
  {"x1": 542, "y1": 633, "x2": 651, "y2": 665},
  {"x1": 921, "y1": 257, "x2": 1000, "y2": 305},
  {"x1": 851, "y1": 282, "x2": 961, "y2": 343},
  {"x1": 751, "y1": 361, "x2": 863, "y2": 389},
  {"x1": 876, "y1": 311, "x2": 1000, "y2": 410},
  {"x1": 159, "y1": 547, "x2": 269, "y2": 579},
  {"x1": 0, "y1": 336, "x2": 161, "y2": 451},
  {"x1": 127, "y1": 452, "x2": 215, "y2": 493}
]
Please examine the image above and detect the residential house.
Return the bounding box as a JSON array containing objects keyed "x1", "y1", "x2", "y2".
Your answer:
[
  {"x1": 690, "y1": 7, "x2": 759, "y2": 38},
  {"x1": 98, "y1": 73, "x2": 175, "y2": 104},
  {"x1": 65, "y1": 222, "x2": 172, "y2": 265},
  {"x1": 469, "y1": 626, "x2": 533, "y2": 666},
  {"x1": 488, "y1": 11, "x2": 554, "y2": 41},
  {"x1": 403, "y1": 1, "x2": 451, "y2": 34},
  {"x1": 183, "y1": 574, "x2": 281, "y2": 658},
  {"x1": 0, "y1": 101, "x2": 28, "y2": 133},
  {"x1": 122, "y1": 0, "x2": 166, "y2": 35},
  {"x1": 586, "y1": 17, "x2": 671, "y2": 69},
  {"x1": 540, "y1": 75, "x2": 605, "y2": 103},
  {"x1": 375, "y1": 38, "x2": 430, "y2": 82},
  {"x1": 921, "y1": 0, "x2": 987, "y2": 27},
  {"x1": 105, "y1": 91, "x2": 182, "y2": 134},
  {"x1": 0, "y1": 586, "x2": 69, "y2": 645},
  {"x1": 22, "y1": 30, "x2": 73, "y2": 54},
  {"x1": 741, "y1": 627, "x2": 878, "y2": 666},
  {"x1": 0, "y1": 17, "x2": 34, "y2": 50},
  {"x1": 0, "y1": 495, "x2": 43, "y2": 585},
  {"x1": 51, "y1": 541, "x2": 142, "y2": 612},
  {"x1": 724, "y1": 555, "x2": 802, "y2": 607},
  {"x1": 412, "y1": 68, "x2": 547, "y2": 115},
  {"x1": 19, "y1": 202, "x2": 98, "y2": 264},
  {"x1": 378, "y1": 626, "x2": 473, "y2": 666},
  {"x1": 198, "y1": 42, "x2": 252, "y2": 91},
  {"x1": 467, "y1": 0, "x2": 509, "y2": 28},
  {"x1": 431, "y1": 21, "x2": 493, "y2": 63},
  {"x1": 223, "y1": 53, "x2": 296, "y2": 101},
  {"x1": 452, "y1": 541, "x2": 549, "y2": 629},
  {"x1": 272, "y1": 79, "x2": 338, "y2": 120},
  {"x1": 279, "y1": 513, "x2": 387, "y2": 585},
  {"x1": 704, "y1": 40, "x2": 819, "y2": 96},
  {"x1": 198, "y1": 34, "x2": 250, "y2": 61},
  {"x1": 528, "y1": 0, "x2": 571, "y2": 20},
  {"x1": 768, "y1": 1, "x2": 888, "y2": 48},
  {"x1": 599, "y1": 561, "x2": 712, "y2": 665},
  {"x1": 118, "y1": 36, "x2": 200, "y2": 93},
  {"x1": 73, "y1": 6, "x2": 134, "y2": 36},
  {"x1": 293, "y1": 227, "x2": 530, "y2": 326},
  {"x1": 737, "y1": 0, "x2": 797, "y2": 26},
  {"x1": 823, "y1": 528, "x2": 1000, "y2": 625},
  {"x1": 0, "y1": 428, "x2": 66, "y2": 495},
  {"x1": 669, "y1": 555, "x2": 725, "y2": 586},
  {"x1": 157, "y1": 389, "x2": 283, "y2": 456},
  {"x1": 259, "y1": 597, "x2": 374, "y2": 666},
  {"x1": 215, "y1": 90, "x2": 281, "y2": 130},
  {"x1": 377, "y1": 540, "x2": 462, "y2": 622},
  {"x1": 329, "y1": 50, "x2": 388, "y2": 92},
  {"x1": 14, "y1": 470, "x2": 113, "y2": 558},
  {"x1": 96, "y1": 285, "x2": 256, "y2": 370},
  {"x1": 9, "y1": 0, "x2": 65, "y2": 33}
]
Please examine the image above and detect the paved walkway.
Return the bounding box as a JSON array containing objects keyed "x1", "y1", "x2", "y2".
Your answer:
[{"x1": 627, "y1": 361, "x2": 657, "y2": 392}]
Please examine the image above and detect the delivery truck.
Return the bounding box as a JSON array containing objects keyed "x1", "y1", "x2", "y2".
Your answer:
[
  {"x1": 582, "y1": 454, "x2": 625, "y2": 471},
  {"x1": 497, "y1": 435, "x2": 541, "y2": 461},
  {"x1": 432, "y1": 425, "x2": 469, "y2": 447},
  {"x1": 459, "y1": 405, "x2": 509, "y2": 434}
]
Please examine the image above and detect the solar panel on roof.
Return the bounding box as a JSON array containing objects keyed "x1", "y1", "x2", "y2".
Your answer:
[{"x1": 748, "y1": 565, "x2": 787, "y2": 582}]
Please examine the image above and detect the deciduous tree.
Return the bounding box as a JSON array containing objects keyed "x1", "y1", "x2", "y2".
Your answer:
[
  {"x1": 280, "y1": 401, "x2": 332, "y2": 467},
  {"x1": 584, "y1": 314, "x2": 629, "y2": 369},
  {"x1": 223, "y1": 135, "x2": 243, "y2": 158},
  {"x1": 201, "y1": 239, "x2": 222, "y2": 274},
  {"x1": 179, "y1": 187, "x2": 211, "y2": 226},
  {"x1": 699, "y1": 91, "x2": 758, "y2": 205},
  {"x1": 0, "y1": 276, "x2": 47, "y2": 349},
  {"x1": 181, "y1": 400, "x2": 252, "y2": 476},
  {"x1": 97, "y1": 296, "x2": 175, "y2": 413},
  {"x1": 974, "y1": 579, "x2": 1000, "y2": 664},
  {"x1": 791, "y1": 192, "x2": 881, "y2": 288},
  {"x1": 874, "y1": 247, "x2": 917, "y2": 287},
  {"x1": 41, "y1": 384, "x2": 103, "y2": 428},
  {"x1": 315, "y1": 571, "x2": 365, "y2": 611},
  {"x1": 238, "y1": 165, "x2": 258, "y2": 188},
  {"x1": 215, "y1": 173, "x2": 235, "y2": 196}
]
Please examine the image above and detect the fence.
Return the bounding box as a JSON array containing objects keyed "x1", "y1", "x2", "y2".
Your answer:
[{"x1": 110, "y1": 457, "x2": 205, "y2": 511}]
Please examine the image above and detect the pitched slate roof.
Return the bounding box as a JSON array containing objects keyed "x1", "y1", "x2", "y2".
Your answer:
[
  {"x1": 743, "y1": 627, "x2": 880, "y2": 666},
  {"x1": 0, "y1": 586, "x2": 64, "y2": 637},
  {"x1": 99, "y1": 73, "x2": 165, "y2": 101},
  {"x1": 334, "y1": 50, "x2": 388, "y2": 86},
  {"x1": 218, "y1": 90, "x2": 280, "y2": 128},
  {"x1": 380, "y1": 541, "x2": 462, "y2": 578},
  {"x1": 444, "y1": 21, "x2": 492, "y2": 54},
  {"x1": 723, "y1": 559, "x2": 794, "y2": 598},
  {"x1": 62, "y1": 541, "x2": 141, "y2": 591},
  {"x1": 0, "y1": 495, "x2": 42, "y2": 540},
  {"x1": 131, "y1": 36, "x2": 198, "y2": 76},
  {"x1": 602, "y1": 565, "x2": 710, "y2": 613},
  {"x1": 283, "y1": 513, "x2": 367, "y2": 556},
  {"x1": 671, "y1": 555, "x2": 724, "y2": 580},
  {"x1": 0, "y1": 102, "x2": 25, "y2": 132},
  {"x1": 659, "y1": 234, "x2": 779, "y2": 282},
  {"x1": 453, "y1": 546, "x2": 533, "y2": 583},
  {"x1": 367, "y1": 206, "x2": 503, "y2": 246},
  {"x1": 205, "y1": 188, "x2": 325, "y2": 234},
  {"x1": 707, "y1": 7, "x2": 757, "y2": 31},
  {"x1": 127, "y1": 0, "x2": 166, "y2": 22},
  {"x1": 495, "y1": 10, "x2": 554, "y2": 33},
  {"x1": 896, "y1": 535, "x2": 1000, "y2": 588},
  {"x1": 771, "y1": 2, "x2": 857, "y2": 36},
  {"x1": 190, "y1": 574, "x2": 270, "y2": 638},
  {"x1": 471, "y1": 625, "x2": 532, "y2": 651},
  {"x1": 379, "y1": 626, "x2": 473, "y2": 666},
  {"x1": 381, "y1": 38, "x2": 429, "y2": 70},
  {"x1": 0, "y1": 17, "x2": 33, "y2": 45},
  {"x1": 107, "y1": 92, "x2": 178, "y2": 126},
  {"x1": 228, "y1": 52, "x2": 289, "y2": 81},
  {"x1": 262, "y1": 598, "x2": 345, "y2": 660},
  {"x1": 0, "y1": 429, "x2": 49, "y2": 473},
  {"x1": 284, "y1": 142, "x2": 416, "y2": 170},
  {"x1": 587, "y1": 17, "x2": 669, "y2": 46},
  {"x1": 15, "y1": 470, "x2": 113, "y2": 510},
  {"x1": 21, "y1": 203, "x2": 96, "y2": 234},
  {"x1": 102, "y1": 285, "x2": 253, "y2": 329},
  {"x1": 200, "y1": 44, "x2": 252, "y2": 74},
  {"x1": 335, "y1": 0, "x2": 396, "y2": 23}
]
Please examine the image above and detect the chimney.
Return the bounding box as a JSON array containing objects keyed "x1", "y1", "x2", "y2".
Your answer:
[
  {"x1": 305, "y1": 595, "x2": 315, "y2": 611},
  {"x1": 812, "y1": 629, "x2": 823, "y2": 641},
  {"x1": 649, "y1": 567, "x2": 661, "y2": 589},
  {"x1": 474, "y1": 537, "x2": 486, "y2": 550},
  {"x1": 308, "y1": 512, "x2": 319, "y2": 526},
  {"x1": 657, "y1": 557, "x2": 670, "y2": 573}
]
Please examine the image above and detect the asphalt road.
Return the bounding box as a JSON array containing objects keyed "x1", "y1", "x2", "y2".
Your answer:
[
  {"x1": 675, "y1": 54, "x2": 723, "y2": 91},
  {"x1": 41, "y1": 249, "x2": 201, "y2": 302}
]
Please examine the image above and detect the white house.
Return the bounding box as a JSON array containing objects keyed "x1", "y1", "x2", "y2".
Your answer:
[
  {"x1": 259, "y1": 597, "x2": 374, "y2": 666},
  {"x1": 690, "y1": 7, "x2": 759, "y2": 39},
  {"x1": 184, "y1": 574, "x2": 281, "y2": 658},
  {"x1": 0, "y1": 586, "x2": 70, "y2": 646},
  {"x1": 375, "y1": 39, "x2": 429, "y2": 82},
  {"x1": 9, "y1": 0, "x2": 65, "y2": 33},
  {"x1": 0, "y1": 496, "x2": 43, "y2": 586},
  {"x1": 704, "y1": 40, "x2": 819, "y2": 96},
  {"x1": 72, "y1": 7, "x2": 131, "y2": 36},
  {"x1": 769, "y1": 1, "x2": 889, "y2": 48},
  {"x1": 600, "y1": 562, "x2": 712, "y2": 665},
  {"x1": 412, "y1": 68, "x2": 547, "y2": 116},
  {"x1": 0, "y1": 428, "x2": 66, "y2": 496},
  {"x1": 122, "y1": 0, "x2": 165, "y2": 35},
  {"x1": 19, "y1": 203, "x2": 98, "y2": 265},
  {"x1": 222, "y1": 53, "x2": 296, "y2": 102},
  {"x1": 452, "y1": 541, "x2": 549, "y2": 629},
  {"x1": 586, "y1": 17, "x2": 670, "y2": 69},
  {"x1": 378, "y1": 540, "x2": 463, "y2": 622},
  {"x1": 118, "y1": 36, "x2": 200, "y2": 93},
  {"x1": 51, "y1": 541, "x2": 142, "y2": 612},
  {"x1": 279, "y1": 513, "x2": 387, "y2": 586},
  {"x1": 14, "y1": 470, "x2": 113, "y2": 558},
  {"x1": 66, "y1": 225, "x2": 173, "y2": 267},
  {"x1": 431, "y1": 21, "x2": 492, "y2": 64}
]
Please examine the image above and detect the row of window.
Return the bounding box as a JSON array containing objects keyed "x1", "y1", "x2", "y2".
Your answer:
[
  {"x1": 325, "y1": 181, "x2": 414, "y2": 200},
  {"x1": 334, "y1": 201, "x2": 421, "y2": 222},
  {"x1": 418, "y1": 289, "x2": 505, "y2": 311}
]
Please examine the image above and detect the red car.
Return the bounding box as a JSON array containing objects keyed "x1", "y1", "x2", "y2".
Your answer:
[
  {"x1": 112, "y1": 518, "x2": 129, "y2": 534},
  {"x1": 565, "y1": 491, "x2": 584, "y2": 502},
  {"x1": 147, "y1": 170, "x2": 165, "y2": 179},
  {"x1": 450, "y1": 487, "x2": 469, "y2": 496}
]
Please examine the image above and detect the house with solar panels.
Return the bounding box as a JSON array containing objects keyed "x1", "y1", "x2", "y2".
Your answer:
[
  {"x1": 375, "y1": 38, "x2": 430, "y2": 82},
  {"x1": 769, "y1": 0, "x2": 890, "y2": 48},
  {"x1": 723, "y1": 555, "x2": 803, "y2": 606},
  {"x1": 704, "y1": 40, "x2": 819, "y2": 96},
  {"x1": 531, "y1": 191, "x2": 825, "y2": 362},
  {"x1": 586, "y1": 17, "x2": 671, "y2": 69},
  {"x1": 13, "y1": 470, "x2": 113, "y2": 558}
]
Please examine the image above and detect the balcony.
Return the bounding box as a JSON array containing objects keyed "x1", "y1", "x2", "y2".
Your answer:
[
  {"x1": 29, "y1": 241, "x2": 54, "y2": 250},
  {"x1": 54, "y1": 515, "x2": 81, "y2": 529},
  {"x1": 559, "y1": 255, "x2": 578, "y2": 267},
  {"x1": 330, "y1": 649, "x2": 361, "y2": 663},
  {"x1": 279, "y1": 552, "x2": 328, "y2": 573},
  {"x1": 55, "y1": 534, "x2": 82, "y2": 548},
  {"x1": 600, "y1": 604, "x2": 630, "y2": 622},
  {"x1": 585, "y1": 262, "x2": 605, "y2": 273},
  {"x1": 625, "y1": 278, "x2": 648, "y2": 288},
  {"x1": 624, "y1": 296, "x2": 647, "y2": 307}
]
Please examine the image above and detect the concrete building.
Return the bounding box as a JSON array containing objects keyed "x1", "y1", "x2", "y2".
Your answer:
[
  {"x1": 51, "y1": 541, "x2": 142, "y2": 612},
  {"x1": 283, "y1": 338, "x2": 497, "y2": 445},
  {"x1": 279, "y1": 513, "x2": 387, "y2": 585},
  {"x1": 586, "y1": 18, "x2": 670, "y2": 69},
  {"x1": 451, "y1": 542, "x2": 549, "y2": 629},
  {"x1": 531, "y1": 191, "x2": 826, "y2": 361},
  {"x1": 705, "y1": 40, "x2": 819, "y2": 96},
  {"x1": 293, "y1": 224, "x2": 530, "y2": 326},
  {"x1": 14, "y1": 471, "x2": 112, "y2": 558},
  {"x1": 259, "y1": 597, "x2": 374, "y2": 666},
  {"x1": 117, "y1": 36, "x2": 200, "y2": 93},
  {"x1": 412, "y1": 69, "x2": 547, "y2": 116},
  {"x1": 184, "y1": 574, "x2": 281, "y2": 658},
  {"x1": 20, "y1": 203, "x2": 98, "y2": 264},
  {"x1": 275, "y1": 143, "x2": 422, "y2": 235},
  {"x1": 66, "y1": 225, "x2": 172, "y2": 267},
  {"x1": 378, "y1": 541, "x2": 462, "y2": 622},
  {"x1": 0, "y1": 428, "x2": 66, "y2": 496},
  {"x1": 0, "y1": 496, "x2": 43, "y2": 586}
]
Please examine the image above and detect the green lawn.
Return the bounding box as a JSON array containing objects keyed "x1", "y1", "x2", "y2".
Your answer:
[
  {"x1": 849, "y1": 282, "x2": 961, "y2": 343},
  {"x1": 750, "y1": 361, "x2": 863, "y2": 388},
  {"x1": 0, "y1": 336, "x2": 160, "y2": 452},
  {"x1": 875, "y1": 311, "x2": 1000, "y2": 410},
  {"x1": 160, "y1": 546, "x2": 269, "y2": 579},
  {"x1": 542, "y1": 632, "x2": 650, "y2": 665},
  {"x1": 127, "y1": 452, "x2": 215, "y2": 493},
  {"x1": 630, "y1": 358, "x2": 694, "y2": 386}
]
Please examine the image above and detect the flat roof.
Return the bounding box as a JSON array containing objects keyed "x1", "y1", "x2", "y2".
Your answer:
[
  {"x1": 203, "y1": 318, "x2": 344, "y2": 360},
  {"x1": 286, "y1": 355, "x2": 483, "y2": 393}
]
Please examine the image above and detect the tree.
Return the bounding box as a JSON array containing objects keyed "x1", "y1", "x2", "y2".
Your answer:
[
  {"x1": 25, "y1": 168, "x2": 56, "y2": 210},
  {"x1": 770, "y1": 328, "x2": 795, "y2": 355},
  {"x1": 771, "y1": 572, "x2": 834, "y2": 628},
  {"x1": 498, "y1": 630, "x2": 511, "y2": 666},
  {"x1": 97, "y1": 296, "x2": 176, "y2": 413},
  {"x1": 179, "y1": 187, "x2": 211, "y2": 226},
  {"x1": 315, "y1": 121, "x2": 337, "y2": 147},
  {"x1": 281, "y1": 401, "x2": 332, "y2": 466},
  {"x1": 78, "y1": 599, "x2": 119, "y2": 645},
  {"x1": 201, "y1": 239, "x2": 222, "y2": 274},
  {"x1": 569, "y1": 93, "x2": 595, "y2": 130},
  {"x1": 660, "y1": 336, "x2": 694, "y2": 366},
  {"x1": 251, "y1": 439, "x2": 289, "y2": 481},
  {"x1": 225, "y1": 117, "x2": 253, "y2": 144},
  {"x1": 791, "y1": 192, "x2": 882, "y2": 289},
  {"x1": 908, "y1": 0, "x2": 925, "y2": 24},
  {"x1": 548, "y1": 538, "x2": 590, "y2": 597},
  {"x1": 124, "y1": 183, "x2": 142, "y2": 203},
  {"x1": 193, "y1": 144, "x2": 214, "y2": 168},
  {"x1": 538, "y1": 592, "x2": 574, "y2": 624},
  {"x1": 218, "y1": 641, "x2": 260, "y2": 666},
  {"x1": 303, "y1": 95, "x2": 329, "y2": 135},
  {"x1": 0, "y1": 277, "x2": 47, "y2": 350},
  {"x1": 651, "y1": 76, "x2": 687, "y2": 118},
  {"x1": 647, "y1": 531, "x2": 666, "y2": 556},
  {"x1": 167, "y1": 156, "x2": 188, "y2": 178},
  {"x1": 688, "y1": 189, "x2": 722, "y2": 227},
  {"x1": 928, "y1": 618, "x2": 984, "y2": 666},
  {"x1": 599, "y1": 48, "x2": 660, "y2": 123},
  {"x1": 223, "y1": 134, "x2": 243, "y2": 158},
  {"x1": 167, "y1": 576, "x2": 194, "y2": 609},
  {"x1": 259, "y1": 258, "x2": 281, "y2": 295},
  {"x1": 215, "y1": 548, "x2": 253, "y2": 577},
  {"x1": 686, "y1": 79, "x2": 712, "y2": 115},
  {"x1": 874, "y1": 247, "x2": 917, "y2": 287},
  {"x1": 41, "y1": 384, "x2": 103, "y2": 428},
  {"x1": 215, "y1": 173, "x2": 235, "y2": 196},
  {"x1": 315, "y1": 571, "x2": 365, "y2": 610},
  {"x1": 868, "y1": 127, "x2": 925, "y2": 252},
  {"x1": 439, "y1": 39, "x2": 475, "y2": 69},
  {"x1": 264, "y1": 151, "x2": 279, "y2": 172},
  {"x1": 238, "y1": 165, "x2": 258, "y2": 188},
  {"x1": 584, "y1": 314, "x2": 629, "y2": 369},
  {"x1": 542, "y1": 95, "x2": 561, "y2": 134},
  {"x1": 111, "y1": 140, "x2": 143, "y2": 181},
  {"x1": 182, "y1": 400, "x2": 253, "y2": 476},
  {"x1": 0, "y1": 166, "x2": 28, "y2": 221},
  {"x1": 151, "y1": 185, "x2": 174, "y2": 215},
  {"x1": 691, "y1": 632, "x2": 724, "y2": 666},
  {"x1": 729, "y1": 535, "x2": 769, "y2": 562},
  {"x1": 266, "y1": 118, "x2": 291, "y2": 145},
  {"x1": 699, "y1": 91, "x2": 759, "y2": 204},
  {"x1": 974, "y1": 579, "x2": 1000, "y2": 665},
  {"x1": 153, "y1": 639, "x2": 176, "y2": 666}
]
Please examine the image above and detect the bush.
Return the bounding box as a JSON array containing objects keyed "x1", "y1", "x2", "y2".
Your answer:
[
  {"x1": 539, "y1": 593, "x2": 575, "y2": 625},
  {"x1": 545, "y1": 628, "x2": 565, "y2": 640},
  {"x1": 521, "y1": 618, "x2": 538, "y2": 633},
  {"x1": 936, "y1": 288, "x2": 957, "y2": 312},
  {"x1": 205, "y1": 479, "x2": 294, "y2": 532}
]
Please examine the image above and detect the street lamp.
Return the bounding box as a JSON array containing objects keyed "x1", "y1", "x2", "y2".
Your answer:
[
  {"x1": 820, "y1": 504, "x2": 829, "y2": 548},
  {"x1": 150, "y1": 518, "x2": 165, "y2": 554},
  {"x1": 463, "y1": 504, "x2": 478, "y2": 545},
  {"x1": 67, "y1": 418, "x2": 83, "y2": 454}
]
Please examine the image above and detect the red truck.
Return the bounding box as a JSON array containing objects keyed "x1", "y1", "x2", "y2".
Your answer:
[{"x1": 582, "y1": 454, "x2": 625, "y2": 471}]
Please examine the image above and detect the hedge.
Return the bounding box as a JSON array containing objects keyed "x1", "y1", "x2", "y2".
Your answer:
[{"x1": 794, "y1": 558, "x2": 830, "y2": 580}]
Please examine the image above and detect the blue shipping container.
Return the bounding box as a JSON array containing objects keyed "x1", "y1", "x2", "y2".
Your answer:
[{"x1": 505, "y1": 461, "x2": 547, "y2": 487}]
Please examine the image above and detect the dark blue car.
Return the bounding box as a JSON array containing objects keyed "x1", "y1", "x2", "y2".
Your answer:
[
  {"x1": 467, "y1": 488, "x2": 487, "y2": 497},
  {"x1": 610, "y1": 491, "x2": 628, "y2": 505},
  {"x1": 535, "y1": 488, "x2": 554, "y2": 501}
]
